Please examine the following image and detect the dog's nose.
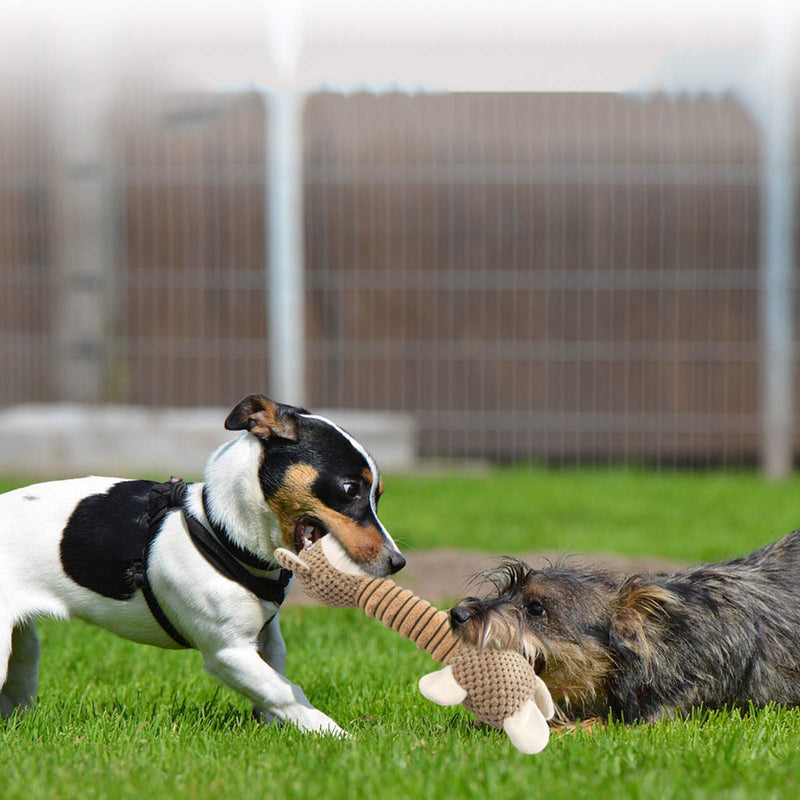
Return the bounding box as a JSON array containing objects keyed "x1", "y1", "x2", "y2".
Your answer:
[
  {"x1": 449, "y1": 606, "x2": 471, "y2": 627},
  {"x1": 387, "y1": 551, "x2": 406, "y2": 574}
]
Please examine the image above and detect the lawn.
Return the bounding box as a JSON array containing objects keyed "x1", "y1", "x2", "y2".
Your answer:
[
  {"x1": 5, "y1": 467, "x2": 800, "y2": 562},
  {"x1": 379, "y1": 467, "x2": 800, "y2": 562},
  {"x1": 3, "y1": 468, "x2": 800, "y2": 800}
]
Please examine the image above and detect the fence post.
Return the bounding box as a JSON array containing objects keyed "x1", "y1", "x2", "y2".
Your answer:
[
  {"x1": 50, "y1": 56, "x2": 114, "y2": 404},
  {"x1": 759, "y1": 7, "x2": 797, "y2": 479},
  {"x1": 266, "y1": 89, "x2": 306, "y2": 407}
]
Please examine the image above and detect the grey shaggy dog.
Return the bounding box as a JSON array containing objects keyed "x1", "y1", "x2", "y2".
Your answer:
[{"x1": 449, "y1": 532, "x2": 800, "y2": 724}]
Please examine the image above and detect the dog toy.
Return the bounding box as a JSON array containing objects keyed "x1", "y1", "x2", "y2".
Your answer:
[{"x1": 274, "y1": 537, "x2": 555, "y2": 754}]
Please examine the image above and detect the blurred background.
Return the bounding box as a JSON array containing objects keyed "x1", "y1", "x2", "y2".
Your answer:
[{"x1": 1, "y1": 0, "x2": 799, "y2": 479}]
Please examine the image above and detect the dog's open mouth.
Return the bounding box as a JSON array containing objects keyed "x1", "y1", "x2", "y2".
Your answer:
[{"x1": 294, "y1": 516, "x2": 327, "y2": 552}]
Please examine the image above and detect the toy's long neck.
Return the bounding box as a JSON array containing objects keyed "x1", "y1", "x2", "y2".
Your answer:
[{"x1": 354, "y1": 577, "x2": 461, "y2": 665}]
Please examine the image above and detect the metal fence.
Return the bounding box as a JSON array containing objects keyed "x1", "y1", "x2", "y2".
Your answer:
[{"x1": 0, "y1": 87, "x2": 794, "y2": 467}]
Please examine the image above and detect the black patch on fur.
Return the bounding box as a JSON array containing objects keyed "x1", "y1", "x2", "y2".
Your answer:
[
  {"x1": 258, "y1": 413, "x2": 379, "y2": 524},
  {"x1": 23, "y1": 495, "x2": 38, "y2": 501},
  {"x1": 60, "y1": 480, "x2": 161, "y2": 600}
]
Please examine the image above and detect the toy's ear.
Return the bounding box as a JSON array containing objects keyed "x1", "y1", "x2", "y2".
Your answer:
[
  {"x1": 224, "y1": 394, "x2": 300, "y2": 441},
  {"x1": 273, "y1": 547, "x2": 311, "y2": 576},
  {"x1": 502, "y1": 698, "x2": 550, "y2": 754},
  {"x1": 418, "y1": 666, "x2": 468, "y2": 706},
  {"x1": 533, "y1": 674, "x2": 555, "y2": 721}
]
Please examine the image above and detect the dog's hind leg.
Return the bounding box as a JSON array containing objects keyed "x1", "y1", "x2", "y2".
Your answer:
[
  {"x1": 0, "y1": 620, "x2": 10, "y2": 717},
  {"x1": 1, "y1": 621, "x2": 40, "y2": 718}
]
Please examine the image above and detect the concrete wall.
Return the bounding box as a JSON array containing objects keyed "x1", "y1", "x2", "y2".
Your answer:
[{"x1": 0, "y1": 404, "x2": 417, "y2": 478}]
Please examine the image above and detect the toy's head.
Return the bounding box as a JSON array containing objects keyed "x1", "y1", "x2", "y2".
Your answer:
[{"x1": 449, "y1": 559, "x2": 672, "y2": 718}]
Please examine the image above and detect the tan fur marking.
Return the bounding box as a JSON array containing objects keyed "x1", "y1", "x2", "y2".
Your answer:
[
  {"x1": 362, "y1": 467, "x2": 373, "y2": 487},
  {"x1": 538, "y1": 640, "x2": 613, "y2": 713},
  {"x1": 613, "y1": 580, "x2": 675, "y2": 660},
  {"x1": 267, "y1": 463, "x2": 386, "y2": 564},
  {"x1": 457, "y1": 606, "x2": 614, "y2": 718},
  {"x1": 267, "y1": 463, "x2": 321, "y2": 548},
  {"x1": 245, "y1": 397, "x2": 298, "y2": 440},
  {"x1": 323, "y1": 513, "x2": 385, "y2": 564}
]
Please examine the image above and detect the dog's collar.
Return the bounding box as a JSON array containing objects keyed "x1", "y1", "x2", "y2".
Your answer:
[
  {"x1": 183, "y1": 511, "x2": 292, "y2": 605},
  {"x1": 175, "y1": 483, "x2": 292, "y2": 605},
  {"x1": 200, "y1": 486, "x2": 278, "y2": 572}
]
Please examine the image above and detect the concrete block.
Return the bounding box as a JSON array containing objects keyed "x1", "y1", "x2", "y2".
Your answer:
[{"x1": 0, "y1": 404, "x2": 417, "y2": 478}]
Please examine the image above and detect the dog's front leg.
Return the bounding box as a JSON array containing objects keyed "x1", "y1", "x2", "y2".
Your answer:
[
  {"x1": 252, "y1": 614, "x2": 286, "y2": 724},
  {"x1": 204, "y1": 645, "x2": 346, "y2": 736}
]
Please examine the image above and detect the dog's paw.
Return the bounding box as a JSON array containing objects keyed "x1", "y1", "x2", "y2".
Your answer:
[
  {"x1": 252, "y1": 706, "x2": 280, "y2": 726},
  {"x1": 322, "y1": 723, "x2": 350, "y2": 740},
  {"x1": 298, "y1": 711, "x2": 349, "y2": 738}
]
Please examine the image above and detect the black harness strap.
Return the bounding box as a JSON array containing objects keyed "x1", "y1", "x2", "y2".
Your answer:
[
  {"x1": 133, "y1": 478, "x2": 193, "y2": 649},
  {"x1": 200, "y1": 486, "x2": 280, "y2": 572},
  {"x1": 183, "y1": 515, "x2": 292, "y2": 604},
  {"x1": 132, "y1": 553, "x2": 193, "y2": 649},
  {"x1": 134, "y1": 480, "x2": 293, "y2": 648}
]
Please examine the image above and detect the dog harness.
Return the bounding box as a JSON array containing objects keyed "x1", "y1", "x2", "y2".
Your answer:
[{"x1": 133, "y1": 479, "x2": 293, "y2": 649}]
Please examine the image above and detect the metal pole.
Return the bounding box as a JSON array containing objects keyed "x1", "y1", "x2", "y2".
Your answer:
[
  {"x1": 760, "y1": 6, "x2": 797, "y2": 479},
  {"x1": 51, "y1": 54, "x2": 114, "y2": 403},
  {"x1": 266, "y1": 89, "x2": 306, "y2": 407}
]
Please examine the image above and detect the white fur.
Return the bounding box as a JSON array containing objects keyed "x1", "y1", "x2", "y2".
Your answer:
[
  {"x1": 0, "y1": 426, "x2": 390, "y2": 735},
  {"x1": 298, "y1": 413, "x2": 402, "y2": 558}
]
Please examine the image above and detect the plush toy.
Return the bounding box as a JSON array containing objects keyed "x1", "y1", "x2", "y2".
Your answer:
[{"x1": 274, "y1": 536, "x2": 555, "y2": 754}]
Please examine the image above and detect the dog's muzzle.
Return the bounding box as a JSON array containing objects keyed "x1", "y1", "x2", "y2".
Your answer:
[
  {"x1": 449, "y1": 605, "x2": 471, "y2": 628},
  {"x1": 387, "y1": 551, "x2": 406, "y2": 574}
]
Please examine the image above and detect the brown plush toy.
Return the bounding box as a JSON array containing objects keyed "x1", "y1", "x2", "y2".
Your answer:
[{"x1": 273, "y1": 536, "x2": 554, "y2": 754}]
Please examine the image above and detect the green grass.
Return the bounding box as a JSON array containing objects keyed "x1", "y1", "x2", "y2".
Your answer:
[
  {"x1": 6, "y1": 467, "x2": 800, "y2": 563},
  {"x1": 3, "y1": 611, "x2": 800, "y2": 800},
  {"x1": 4, "y1": 468, "x2": 800, "y2": 799},
  {"x1": 381, "y1": 467, "x2": 800, "y2": 563}
]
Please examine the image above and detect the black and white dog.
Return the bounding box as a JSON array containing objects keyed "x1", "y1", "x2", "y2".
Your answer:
[{"x1": 0, "y1": 394, "x2": 404, "y2": 735}]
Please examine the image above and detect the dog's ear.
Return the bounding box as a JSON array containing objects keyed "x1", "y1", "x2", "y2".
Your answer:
[
  {"x1": 224, "y1": 394, "x2": 299, "y2": 441},
  {"x1": 610, "y1": 577, "x2": 674, "y2": 656},
  {"x1": 607, "y1": 578, "x2": 675, "y2": 722}
]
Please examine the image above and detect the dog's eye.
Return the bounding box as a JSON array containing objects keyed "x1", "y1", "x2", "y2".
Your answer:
[
  {"x1": 341, "y1": 481, "x2": 360, "y2": 498},
  {"x1": 527, "y1": 600, "x2": 545, "y2": 617}
]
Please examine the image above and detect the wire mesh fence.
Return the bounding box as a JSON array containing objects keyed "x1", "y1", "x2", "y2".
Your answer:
[
  {"x1": 0, "y1": 86, "x2": 790, "y2": 467},
  {"x1": 304, "y1": 92, "x2": 762, "y2": 465}
]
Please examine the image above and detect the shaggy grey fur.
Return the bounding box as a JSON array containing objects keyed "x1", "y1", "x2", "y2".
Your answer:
[{"x1": 450, "y1": 532, "x2": 800, "y2": 723}]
